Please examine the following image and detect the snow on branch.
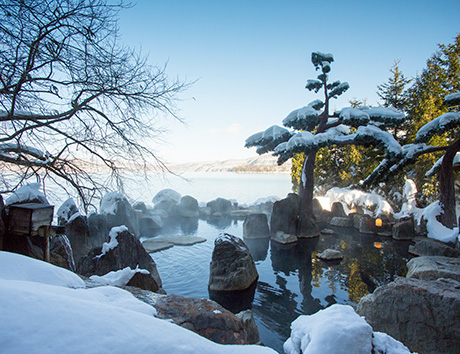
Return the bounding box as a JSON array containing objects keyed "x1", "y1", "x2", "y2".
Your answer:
[
  {"x1": 354, "y1": 125, "x2": 402, "y2": 157},
  {"x1": 366, "y1": 107, "x2": 405, "y2": 126},
  {"x1": 245, "y1": 125, "x2": 292, "y2": 155},
  {"x1": 282, "y1": 100, "x2": 324, "y2": 130},
  {"x1": 426, "y1": 152, "x2": 460, "y2": 177},
  {"x1": 415, "y1": 112, "x2": 460, "y2": 143},
  {"x1": 311, "y1": 52, "x2": 334, "y2": 67},
  {"x1": 338, "y1": 107, "x2": 370, "y2": 126},
  {"x1": 0, "y1": 143, "x2": 50, "y2": 165},
  {"x1": 305, "y1": 80, "x2": 322, "y2": 92},
  {"x1": 445, "y1": 91, "x2": 460, "y2": 107},
  {"x1": 328, "y1": 82, "x2": 349, "y2": 99}
]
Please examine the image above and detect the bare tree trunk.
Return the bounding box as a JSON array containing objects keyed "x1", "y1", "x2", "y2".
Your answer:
[
  {"x1": 439, "y1": 139, "x2": 460, "y2": 228},
  {"x1": 297, "y1": 151, "x2": 319, "y2": 237}
]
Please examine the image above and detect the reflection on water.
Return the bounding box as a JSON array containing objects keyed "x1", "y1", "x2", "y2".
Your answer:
[{"x1": 151, "y1": 218, "x2": 411, "y2": 353}]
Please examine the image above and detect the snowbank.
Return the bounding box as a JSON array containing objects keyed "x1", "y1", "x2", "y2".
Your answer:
[
  {"x1": 320, "y1": 187, "x2": 393, "y2": 217},
  {"x1": 0, "y1": 251, "x2": 275, "y2": 354},
  {"x1": 283, "y1": 304, "x2": 412, "y2": 354}
]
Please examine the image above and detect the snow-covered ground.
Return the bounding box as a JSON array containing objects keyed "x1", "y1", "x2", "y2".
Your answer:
[{"x1": 0, "y1": 251, "x2": 275, "y2": 354}]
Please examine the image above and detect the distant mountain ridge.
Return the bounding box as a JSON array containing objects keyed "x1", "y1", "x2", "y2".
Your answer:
[{"x1": 168, "y1": 155, "x2": 291, "y2": 173}]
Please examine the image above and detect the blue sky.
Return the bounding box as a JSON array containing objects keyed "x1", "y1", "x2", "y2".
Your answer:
[{"x1": 118, "y1": 0, "x2": 460, "y2": 164}]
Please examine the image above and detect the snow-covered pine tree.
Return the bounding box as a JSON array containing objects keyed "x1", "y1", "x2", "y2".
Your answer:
[
  {"x1": 245, "y1": 52, "x2": 405, "y2": 237},
  {"x1": 368, "y1": 91, "x2": 460, "y2": 229}
]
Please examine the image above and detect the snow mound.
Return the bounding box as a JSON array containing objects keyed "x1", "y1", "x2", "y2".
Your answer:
[
  {"x1": 90, "y1": 266, "x2": 150, "y2": 287},
  {"x1": 284, "y1": 304, "x2": 373, "y2": 354},
  {"x1": 0, "y1": 252, "x2": 275, "y2": 354},
  {"x1": 418, "y1": 201, "x2": 459, "y2": 243},
  {"x1": 100, "y1": 191, "x2": 127, "y2": 215},
  {"x1": 0, "y1": 251, "x2": 84, "y2": 288},
  {"x1": 5, "y1": 183, "x2": 48, "y2": 205},
  {"x1": 284, "y1": 305, "x2": 412, "y2": 354}
]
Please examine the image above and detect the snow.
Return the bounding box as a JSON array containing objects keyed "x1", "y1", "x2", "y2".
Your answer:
[
  {"x1": 366, "y1": 107, "x2": 405, "y2": 123},
  {"x1": 152, "y1": 188, "x2": 182, "y2": 205},
  {"x1": 0, "y1": 251, "x2": 274, "y2": 354},
  {"x1": 284, "y1": 305, "x2": 412, "y2": 354},
  {"x1": 418, "y1": 201, "x2": 459, "y2": 243},
  {"x1": 372, "y1": 332, "x2": 413, "y2": 354},
  {"x1": 445, "y1": 91, "x2": 460, "y2": 106},
  {"x1": 355, "y1": 125, "x2": 402, "y2": 156},
  {"x1": 97, "y1": 225, "x2": 128, "y2": 258},
  {"x1": 100, "y1": 191, "x2": 125, "y2": 215},
  {"x1": 425, "y1": 152, "x2": 460, "y2": 177},
  {"x1": 0, "y1": 251, "x2": 84, "y2": 288},
  {"x1": 339, "y1": 107, "x2": 370, "y2": 125},
  {"x1": 395, "y1": 179, "x2": 418, "y2": 218},
  {"x1": 322, "y1": 187, "x2": 393, "y2": 217},
  {"x1": 415, "y1": 112, "x2": 460, "y2": 143},
  {"x1": 90, "y1": 266, "x2": 150, "y2": 287},
  {"x1": 57, "y1": 198, "x2": 78, "y2": 224},
  {"x1": 5, "y1": 182, "x2": 49, "y2": 205},
  {"x1": 284, "y1": 304, "x2": 373, "y2": 354}
]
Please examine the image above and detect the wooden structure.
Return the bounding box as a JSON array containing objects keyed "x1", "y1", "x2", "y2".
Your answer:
[{"x1": 7, "y1": 203, "x2": 64, "y2": 262}]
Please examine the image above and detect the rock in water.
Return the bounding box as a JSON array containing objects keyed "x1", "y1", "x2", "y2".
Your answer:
[
  {"x1": 207, "y1": 198, "x2": 233, "y2": 216},
  {"x1": 357, "y1": 277, "x2": 460, "y2": 354},
  {"x1": 208, "y1": 233, "x2": 258, "y2": 291},
  {"x1": 243, "y1": 213, "x2": 270, "y2": 239},
  {"x1": 77, "y1": 229, "x2": 162, "y2": 293},
  {"x1": 409, "y1": 237, "x2": 460, "y2": 257},
  {"x1": 316, "y1": 249, "x2": 344, "y2": 261},
  {"x1": 270, "y1": 193, "x2": 299, "y2": 235}
]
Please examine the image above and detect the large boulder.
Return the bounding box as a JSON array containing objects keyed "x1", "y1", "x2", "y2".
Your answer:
[
  {"x1": 243, "y1": 214, "x2": 270, "y2": 239},
  {"x1": 392, "y1": 217, "x2": 415, "y2": 240},
  {"x1": 350, "y1": 214, "x2": 376, "y2": 234},
  {"x1": 153, "y1": 189, "x2": 181, "y2": 216},
  {"x1": 100, "y1": 192, "x2": 139, "y2": 237},
  {"x1": 409, "y1": 237, "x2": 460, "y2": 257},
  {"x1": 177, "y1": 195, "x2": 199, "y2": 218},
  {"x1": 208, "y1": 233, "x2": 258, "y2": 291},
  {"x1": 330, "y1": 216, "x2": 353, "y2": 228},
  {"x1": 207, "y1": 198, "x2": 233, "y2": 216},
  {"x1": 406, "y1": 256, "x2": 460, "y2": 282},
  {"x1": 270, "y1": 193, "x2": 299, "y2": 235},
  {"x1": 77, "y1": 228, "x2": 162, "y2": 293},
  {"x1": 139, "y1": 215, "x2": 163, "y2": 237},
  {"x1": 124, "y1": 289, "x2": 259, "y2": 345},
  {"x1": 330, "y1": 202, "x2": 346, "y2": 218},
  {"x1": 357, "y1": 277, "x2": 460, "y2": 354}
]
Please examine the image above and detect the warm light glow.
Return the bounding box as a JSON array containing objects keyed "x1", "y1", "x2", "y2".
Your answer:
[
  {"x1": 374, "y1": 242, "x2": 383, "y2": 249},
  {"x1": 375, "y1": 218, "x2": 383, "y2": 227},
  {"x1": 350, "y1": 208, "x2": 356, "y2": 213}
]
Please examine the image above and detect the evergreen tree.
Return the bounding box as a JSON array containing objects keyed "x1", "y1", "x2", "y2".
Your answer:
[
  {"x1": 246, "y1": 52, "x2": 404, "y2": 237},
  {"x1": 377, "y1": 60, "x2": 411, "y2": 111}
]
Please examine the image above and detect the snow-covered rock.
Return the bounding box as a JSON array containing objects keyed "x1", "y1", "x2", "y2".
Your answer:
[
  {"x1": 100, "y1": 192, "x2": 140, "y2": 237},
  {"x1": 57, "y1": 198, "x2": 79, "y2": 225},
  {"x1": 207, "y1": 197, "x2": 233, "y2": 216},
  {"x1": 284, "y1": 304, "x2": 411, "y2": 354},
  {"x1": 152, "y1": 188, "x2": 181, "y2": 205}
]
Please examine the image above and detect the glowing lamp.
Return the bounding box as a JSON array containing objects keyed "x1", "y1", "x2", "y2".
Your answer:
[
  {"x1": 374, "y1": 242, "x2": 383, "y2": 249},
  {"x1": 375, "y1": 218, "x2": 383, "y2": 227},
  {"x1": 349, "y1": 208, "x2": 356, "y2": 213}
]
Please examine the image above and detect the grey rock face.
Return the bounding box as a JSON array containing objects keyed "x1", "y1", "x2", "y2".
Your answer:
[
  {"x1": 208, "y1": 233, "x2": 258, "y2": 291},
  {"x1": 406, "y1": 256, "x2": 460, "y2": 282},
  {"x1": 330, "y1": 216, "x2": 353, "y2": 228},
  {"x1": 64, "y1": 214, "x2": 91, "y2": 263},
  {"x1": 177, "y1": 195, "x2": 199, "y2": 218},
  {"x1": 87, "y1": 213, "x2": 110, "y2": 249},
  {"x1": 77, "y1": 230, "x2": 162, "y2": 292},
  {"x1": 331, "y1": 202, "x2": 346, "y2": 218},
  {"x1": 409, "y1": 237, "x2": 460, "y2": 257},
  {"x1": 139, "y1": 215, "x2": 163, "y2": 237},
  {"x1": 393, "y1": 217, "x2": 415, "y2": 240},
  {"x1": 207, "y1": 198, "x2": 233, "y2": 216},
  {"x1": 357, "y1": 277, "x2": 460, "y2": 354},
  {"x1": 270, "y1": 193, "x2": 299, "y2": 235},
  {"x1": 317, "y1": 249, "x2": 344, "y2": 261},
  {"x1": 243, "y1": 213, "x2": 270, "y2": 239},
  {"x1": 235, "y1": 310, "x2": 260, "y2": 344},
  {"x1": 128, "y1": 290, "x2": 255, "y2": 345},
  {"x1": 271, "y1": 231, "x2": 298, "y2": 244}
]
